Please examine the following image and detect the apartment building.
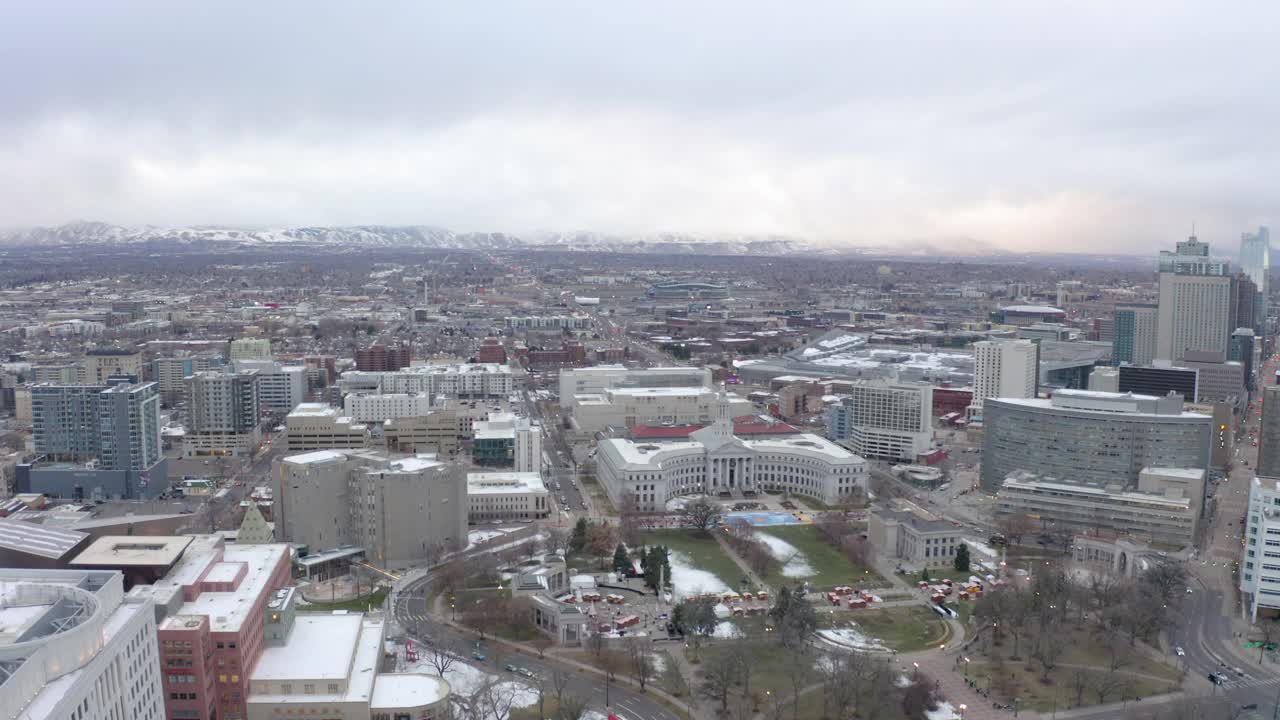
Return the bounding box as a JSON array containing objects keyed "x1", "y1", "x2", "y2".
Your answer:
[
  {"x1": 152, "y1": 355, "x2": 223, "y2": 405},
  {"x1": 468, "y1": 472, "x2": 551, "y2": 522},
  {"x1": 339, "y1": 363, "x2": 513, "y2": 399},
  {"x1": 0, "y1": 569, "x2": 165, "y2": 720},
  {"x1": 1155, "y1": 236, "x2": 1234, "y2": 363},
  {"x1": 23, "y1": 380, "x2": 166, "y2": 499},
  {"x1": 233, "y1": 361, "x2": 307, "y2": 416},
  {"x1": 185, "y1": 370, "x2": 261, "y2": 457},
  {"x1": 354, "y1": 343, "x2": 413, "y2": 372},
  {"x1": 472, "y1": 412, "x2": 541, "y2": 473},
  {"x1": 343, "y1": 392, "x2": 435, "y2": 422},
  {"x1": 274, "y1": 450, "x2": 467, "y2": 569},
  {"x1": 1112, "y1": 304, "x2": 1159, "y2": 367},
  {"x1": 229, "y1": 338, "x2": 272, "y2": 361},
  {"x1": 967, "y1": 339, "x2": 1037, "y2": 422},
  {"x1": 826, "y1": 380, "x2": 933, "y2": 462}
]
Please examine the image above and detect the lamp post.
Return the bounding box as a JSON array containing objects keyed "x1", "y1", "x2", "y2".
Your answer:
[
  {"x1": 963, "y1": 656, "x2": 971, "y2": 678},
  {"x1": 958, "y1": 704, "x2": 966, "y2": 720}
]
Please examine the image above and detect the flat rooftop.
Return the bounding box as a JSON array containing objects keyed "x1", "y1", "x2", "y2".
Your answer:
[
  {"x1": 252, "y1": 613, "x2": 363, "y2": 682},
  {"x1": 371, "y1": 674, "x2": 450, "y2": 710},
  {"x1": 467, "y1": 472, "x2": 546, "y2": 494},
  {"x1": 71, "y1": 535, "x2": 192, "y2": 567}
]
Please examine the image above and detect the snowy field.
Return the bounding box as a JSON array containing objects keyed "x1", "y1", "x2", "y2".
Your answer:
[
  {"x1": 756, "y1": 533, "x2": 817, "y2": 577},
  {"x1": 667, "y1": 549, "x2": 731, "y2": 597},
  {"x1": 816, "y1": 625, "x2": 889, "y2": 652},
  {"x1": 713, "y1": 621, "x2": 743, "y2": 639},
  {"x1": 466, "y1": 527, "x2": 524, "y2": 550},
  {"x1": 926, "y1": 701, "x2": 961, "y2": 720}
]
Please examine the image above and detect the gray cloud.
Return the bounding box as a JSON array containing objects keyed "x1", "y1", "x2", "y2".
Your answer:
[{"x1": 1, "y1": 1, "x2": 1278, "y2": 253}]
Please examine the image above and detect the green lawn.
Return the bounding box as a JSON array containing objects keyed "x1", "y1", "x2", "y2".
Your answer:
[
  {"x1": 641, "y1": 529, "x2": 750, "y2": 593},
  {"x1": 298, "y1": 586, "x2": 388, "y2": 613},
  {"x1": 832, "y1": 605, "x2": 949, "y2": 653},
  {"x1": 756, "y1": 525, "x2": 887, "y2": 590},
  {"x1": 653, "y1": 649, "x2": 690, "y2": 698}
]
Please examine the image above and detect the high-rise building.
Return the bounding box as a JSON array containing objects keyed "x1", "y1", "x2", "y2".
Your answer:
[
  {"x1": 1240, "y1": 226, "x2": 1270, "y2": 334},
  {"x1": 826, "y1": 380, "x2": 933, "y2": 461},
  {"x1": 1230, "y1": 328, "x2": 1257, "y2": 392},
  {"x1": 966, "y1": 339, "x2": 1037, "y2": 421},
  {"x1": 355, "y1": 344, "x2": 413, "y2": 372},
  {"x1": 24, "y1": 381, "x2": 166, "y2": 499},
  {"x1": 185, "y1": 370, "x2": 261, "y2": 457},
  {"x1": 1112, "y1": 304, "x2": 1158, "y2": 367},
  {"x1": 233, "y1": 361, "x2": 306, "y2": 416},
  {"x1": 981, "y1": 389, "x2": 1212, "y2": 494},
  {"x1": 1156, "y1": 236, "x2": 1234, "y2": 363},
  {"x1": 151, "y1": 355, "x2": 223, "y2": 405},
  {"x1": 1241, "y1": 476, "x2": 1280, "y2": 620},
  {"x1": 1233, "y1": 272, "x2": 1259, "y2": 338},
  {"x1": 273, "y1": 450, "x2": 468, "y2": 569},
  {"x1": 0, "y1": 569, "x2": 165, "y2": 720},
  {"x1": 1257, "y1": 385, "x2": 1280, "y2": 479}
]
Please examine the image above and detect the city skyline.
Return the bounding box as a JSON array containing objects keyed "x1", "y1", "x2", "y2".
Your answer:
[{"x1": 3, "y1": 2, "x2": 1280, "y2": 254}]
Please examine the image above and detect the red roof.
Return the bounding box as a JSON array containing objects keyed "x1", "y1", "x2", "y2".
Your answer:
[{"x1": 630, "y1": 417, "x2": 800, "y2": 440}]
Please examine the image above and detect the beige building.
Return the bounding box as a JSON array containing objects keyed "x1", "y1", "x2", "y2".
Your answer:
[
  {"x1": 468, "y1": 472, "x2": 551, "y2": 523},
  {"x1": 81, "y1": 348, "x2": 143, "y2": 383},
  {"x1": 869, "y1": 501, "x2": 962, "y2": 569},
  {"x1": 285, "y1": 403, "x2": 369, "y2": 452},
  {"x1": 230, "y1": 337, "x2": 273, "y2": 361},
  {"x1": 569, "y1": 385, "x2": 753, "y2": 434},
  {"x1": 994, "y1": 467, "x2": 1202, "y2": 547},
  {"x1": 274, "y1": 449, "x2": 467, "y2": 569},
  {"x1": 383, "y1": 413, "x2": 462, "y2": 456}
]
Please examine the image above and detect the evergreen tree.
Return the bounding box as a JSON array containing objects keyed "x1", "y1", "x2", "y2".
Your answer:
[
  {"x1": 954, "y1": 543, "x2": 971, "y2": 572},
  {"x1": 643, "y1": 546, "x2": 672, "y2": 593},
  {"x1": 612, "y1": 543, "x2": 631, "y2": 574},
  {"x1": 570, "y1": 517, "x2": 589, "y2": 554},
  {"x1": 921, "y1": 568, "x2": 931, "y2": 583}
]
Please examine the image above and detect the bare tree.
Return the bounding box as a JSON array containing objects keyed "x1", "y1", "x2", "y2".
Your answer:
[
  {"x1": 547, "y1": 526, "x2": 573, "y2": 558},
  {"x1": 784, "y1": 642, "x2": 810, "y2": 720},
  {"x1": 625, "y1": 636, "x2": 653, "y2": 691},
  {"x1": 681, "y1": 497, "x2": 720, "y2": 533},
  {"x1": 586, "y1": 523, "x2": 618, "y2": 570},
  {"x1": 555, "y1": 693, "x2": 589, "y2": 720},
  {"x1": 550, "y1": 664, "x2": 572, "y2": 705},
  {"x1": 471, "y1": 678, "x2": 519, "y2": 720},
  {"x1": 1031, "y1": 620, "x2": 1065, "y2": 681},
  {"x1": 1089, "y1": 671, "x2": 1125, "y2": 704},
  {"x1": 618, "y1": 495, "x2": 643, "y2": 548},
  {"x1": 1068, "y1": 667, "x2": 1089, "y2": 707},
  {"x1": 588, "y1": 628, "x2": 605, "y2": 657},
  {"x1": 425, "y1": 637, "x2": 458, "y2": 677},
  {"x1": 701, "y1": 648, "x2": 739, "y2": 711}
]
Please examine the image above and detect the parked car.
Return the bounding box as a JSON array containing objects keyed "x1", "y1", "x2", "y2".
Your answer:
[{"x1": 1174, "y1": 646, "x2": 1185, "y2": 657}]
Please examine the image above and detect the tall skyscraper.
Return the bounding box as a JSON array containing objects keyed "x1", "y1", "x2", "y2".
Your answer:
[
  {"x1": 967, "y1": 339, "x2": 1038, "y2": 421},
  {"x1": 1112, "y1": 304, "x2": 1158, "y2": 366},
  {"x1": 1240, "y1": 226, "x2": 1270, "y2": 334},
  {"x1": 1258, "y1": 385, "x2": 1280, "y2": 479},
  {"x1": 1156, "y1": 236, "x2": 1234, "y2": 363}
]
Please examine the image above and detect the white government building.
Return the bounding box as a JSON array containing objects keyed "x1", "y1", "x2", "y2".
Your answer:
[
  {"x1": 596, "y1": 392, "x2": 867, "y2": 510},
  {"x1": 467, "y1": 472, "x2": 551, "y2": 522}
]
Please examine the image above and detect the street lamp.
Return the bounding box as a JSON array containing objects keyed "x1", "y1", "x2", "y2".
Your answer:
[
  {"x1": 962, "y1": 656, "x2": 971, "y2": 678},
  {"x1": 958, "y1": 704, "x2": 966, "y2": 719}
]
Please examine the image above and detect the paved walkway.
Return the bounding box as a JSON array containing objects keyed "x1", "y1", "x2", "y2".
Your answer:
[{"x1": 712, "y1": 531, "x2": 772, "y2": 592}]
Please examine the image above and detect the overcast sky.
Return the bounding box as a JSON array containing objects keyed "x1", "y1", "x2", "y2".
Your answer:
[{"x1": 2, "y1": 2, "x2": 1278, "y2": 254}]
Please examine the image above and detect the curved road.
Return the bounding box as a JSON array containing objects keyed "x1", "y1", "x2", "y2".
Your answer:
[{"x1": 394, "y1": 571, "x2": 685, "y2": 720}]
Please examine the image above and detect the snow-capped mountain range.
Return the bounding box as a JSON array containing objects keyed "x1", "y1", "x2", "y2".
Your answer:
[{"x1": 0, "y1": 221, "x2": 818, "y2": 256}]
